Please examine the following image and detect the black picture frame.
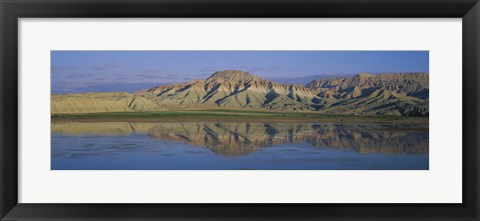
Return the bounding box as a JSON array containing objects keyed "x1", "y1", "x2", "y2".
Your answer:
[{"x1": 1, "y1": 0, "x2": 479, "y2": 220}]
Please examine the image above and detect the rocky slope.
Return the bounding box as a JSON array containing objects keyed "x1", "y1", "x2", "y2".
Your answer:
[
  {"x1": 306, "y1": 73, "x2": 429, "y2": 115},
  {"x1": 306, "y1": 73, "x2": 429, "y2": 99},
  {"x1": 51, "y1": 92, "x2": 161, "y2": 114},
  {"x1": 51, "y1": 70, "x2": 429, "y2": 116},
  {"x1": 139, "y1": 70, "x2": 321, "y2": 111}
]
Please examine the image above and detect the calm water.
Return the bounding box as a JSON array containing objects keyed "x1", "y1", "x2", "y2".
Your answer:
[{"x1": 51, "y1": 122, "x2": 429, "y2": 170}]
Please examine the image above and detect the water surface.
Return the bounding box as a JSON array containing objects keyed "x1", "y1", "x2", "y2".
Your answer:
[{"x1": 51, "y1": 122, "x2": 428, "y2": 170}]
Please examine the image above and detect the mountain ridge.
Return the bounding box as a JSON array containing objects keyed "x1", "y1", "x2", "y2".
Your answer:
[{"x1": 51, "y1": 70, "x2": 429, "y2": 116}]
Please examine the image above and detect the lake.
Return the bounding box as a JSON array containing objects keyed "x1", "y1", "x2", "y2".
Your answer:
[{"x1": 51, "y1": 122, "x2": 429, "y2": 170}]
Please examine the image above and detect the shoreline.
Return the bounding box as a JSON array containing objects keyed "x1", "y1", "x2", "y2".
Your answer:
[{"x1": 51, "y1": 112, "x2": 429, "y2": 125}]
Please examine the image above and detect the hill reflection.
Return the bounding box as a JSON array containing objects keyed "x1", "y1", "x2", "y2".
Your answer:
[{"x1": 52, "y1": 122, "x2": 428, "y2": 156}]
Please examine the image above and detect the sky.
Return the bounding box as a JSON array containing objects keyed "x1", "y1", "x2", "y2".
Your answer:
[{"x1": 51, "y1": 51, "x2": 429, "y2": 94}]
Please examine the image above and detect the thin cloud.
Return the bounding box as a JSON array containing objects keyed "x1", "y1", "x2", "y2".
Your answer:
[{"x1": 92, "y1": 62, "x2": 122, "y2": 71}]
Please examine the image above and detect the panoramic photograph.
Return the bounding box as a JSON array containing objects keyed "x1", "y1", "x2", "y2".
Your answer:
[{"x1": 51, "y1": 51, "x2": 429, "y2": 170}]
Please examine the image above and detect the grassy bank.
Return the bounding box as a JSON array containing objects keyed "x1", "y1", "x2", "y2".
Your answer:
[{"x1": 51, "y1": 110, "x2": 429, "y2": 124}]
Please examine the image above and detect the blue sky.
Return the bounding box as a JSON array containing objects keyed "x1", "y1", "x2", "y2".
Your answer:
[{"x1": 51, "y1": 51, "x2": 429, "y2": 94}]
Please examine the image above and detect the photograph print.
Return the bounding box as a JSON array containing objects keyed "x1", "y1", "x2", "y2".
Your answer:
[{"x1": 51, "y1": 51, "x2": 429, "y2": 170}]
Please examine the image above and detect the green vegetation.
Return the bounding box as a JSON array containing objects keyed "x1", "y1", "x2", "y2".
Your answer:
[{"x1": 51, "y1": 109, "x2": 428, "y2": 124}]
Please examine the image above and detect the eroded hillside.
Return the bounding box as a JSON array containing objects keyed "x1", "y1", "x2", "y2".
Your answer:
[{"x1": 51, "y1": 70, "x2": 429, "y2": 116}]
